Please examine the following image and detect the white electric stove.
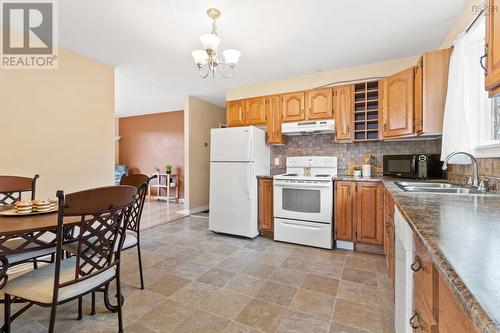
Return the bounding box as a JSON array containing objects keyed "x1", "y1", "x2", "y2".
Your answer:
[{"x1": 273, "y1": 156, "x2": 337, "y2": 249}]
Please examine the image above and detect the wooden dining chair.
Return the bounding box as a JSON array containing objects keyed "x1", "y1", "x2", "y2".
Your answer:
[
  {"x1": 0, "y1": 175, "x2": 38, "y2": 205},
  {"x1": 2, "y1": 185, "x2": 137, "y2": 333},
  {"x1": 118, "y1": 174, "x2": 155, "y2": 289},
  {"x1": 0, "y1": 175, "x2": 54, "y2": 270}
]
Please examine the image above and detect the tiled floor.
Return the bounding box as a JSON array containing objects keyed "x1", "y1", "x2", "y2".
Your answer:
[
  {"x1": 3, "y1": 216, "x2": 395, "y2": 333},
  {"x1": 140, "y1": 201, "x2": 187, "y2": 230}
]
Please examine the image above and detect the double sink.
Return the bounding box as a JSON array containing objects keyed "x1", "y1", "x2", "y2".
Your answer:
[{"x1": 395, "y1": 181, "x2": 496, "y2": 196}]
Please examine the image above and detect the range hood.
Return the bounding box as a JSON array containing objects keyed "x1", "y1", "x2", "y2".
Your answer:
[{"x1": 282, "y1": 119, "x2": 335, "y2": 136}]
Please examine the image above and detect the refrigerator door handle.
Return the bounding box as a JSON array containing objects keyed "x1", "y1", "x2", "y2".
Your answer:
[{"x1": 246, "y1": 164, "x2": 251, "y2": 200}]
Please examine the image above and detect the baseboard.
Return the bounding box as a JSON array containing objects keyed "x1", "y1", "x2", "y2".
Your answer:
[
  {"x1": 335, "y1": 240, "x2": 355, "y2": 251},
  {"x1": 177, "y1": 205, "x2": 209, "y2": 215},
  {"x1": 355, "y1": 243, "x2": 384, "y2": 255}
]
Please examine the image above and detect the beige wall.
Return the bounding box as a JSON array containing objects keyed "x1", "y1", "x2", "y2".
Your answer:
[
  {"x1": 227, "y1": 56, "x2": 419, "y2": 101},
  {"x1": 441, "y1": 0, "x2": 484, "y2": 48},
  {"x1": 0, "y1": 41, "x2": 115, "y2": 198},
  {"x1": 184, "y1": 96, "x2": 225, "y2": 212}
]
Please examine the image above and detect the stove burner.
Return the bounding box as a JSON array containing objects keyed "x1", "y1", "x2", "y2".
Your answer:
[{"x1": 315, "y1": 174, "x2": 331, "y2": 177}]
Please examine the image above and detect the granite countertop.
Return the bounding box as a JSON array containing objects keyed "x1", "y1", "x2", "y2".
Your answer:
[
  {"x1": 334, "y1": 175, "x2": 384, "y2": 182},
  {"x1": 259, "y1": 173, "x2": 500, "y2": 330},
  {"x1": 383, "y1": 180, "x2": 500, "y2": 333}
]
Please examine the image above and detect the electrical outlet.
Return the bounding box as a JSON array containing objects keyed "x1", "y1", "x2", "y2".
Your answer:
[{"x1": 274, "y1": 157, "x2": 280, "y2": 166}]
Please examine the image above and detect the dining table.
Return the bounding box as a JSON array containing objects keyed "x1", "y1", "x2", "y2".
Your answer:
[{"x1": 0, "y1": 205, "x2": 122, "y2": 312}]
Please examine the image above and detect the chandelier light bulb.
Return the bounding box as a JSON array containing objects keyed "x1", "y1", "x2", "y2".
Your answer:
[
  {"x1": 223, "y1": 49, "x2": 241, "y2": 65},
  {"x1": 200, "y1": 33, "x2": 221, "y2": 51},
  {"x1": 192, "y1": 49, "x2": 208, "y2": 66}
]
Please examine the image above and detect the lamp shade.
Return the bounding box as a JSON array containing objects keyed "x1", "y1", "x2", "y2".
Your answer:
[
  {"x1": 192, "y1": 49, "x2": 208, "y2": 65},
  {"x1": 223, "y1": 49, "x2": 241, "y2": 65},
  {"x1": 200, "y1": 33, "x2": 221, "y2": 51}
]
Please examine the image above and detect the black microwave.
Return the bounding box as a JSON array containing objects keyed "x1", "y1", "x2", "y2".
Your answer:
[{"x1": 383, "y1": 154, "x2": 443, "y2": 179}]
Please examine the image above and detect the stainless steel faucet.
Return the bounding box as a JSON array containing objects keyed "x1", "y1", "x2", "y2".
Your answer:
[{"x1": 442, "y1": 151, "x2": 479, "y2": 187}]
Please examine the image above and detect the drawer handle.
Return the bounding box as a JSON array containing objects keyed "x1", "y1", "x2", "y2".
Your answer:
[
  {"x1": 410, "y1": 256, "x2": 424, "y2": 272},
  {"x1": 409, "y1": 312, "x2": 421, "y2": 329}
]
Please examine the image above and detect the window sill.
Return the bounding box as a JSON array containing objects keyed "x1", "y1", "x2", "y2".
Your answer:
[{"x1": 474, "y1": 142, "x2": 500, "y2": 158}]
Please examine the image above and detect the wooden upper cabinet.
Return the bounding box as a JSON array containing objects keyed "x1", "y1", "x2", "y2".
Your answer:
[
  {"x1": 306, "y1": 88, "x2": 333, "y2": 120},
  {"x1": 226, "y1": 100, "x2": 246, "y2": 127},
  {"x1": 414, "y1": 58, "x2": 423, "y2": 135},
  {"x1": 266, "y1": 95, "x2": 286, "y2": 145},
  {"x1": 354, "y1": 182, "x2": 383, "y2": 245},
  {"x1": 334, "y1": 181, "x2": 353, "y2": 241},
  {"x1": 382, "y1": 67, "x2": 415, "y2": 138},
  {"x1": 421, "y1": 48, "x2": 452, "y2": 134},
  {"x1": 486, "y1": 0, "x2": 500, "y2": 96},
  {"x1": 245, "y1": 97, "x2": 266, "y2": 125},
  {"x1": 333, "y1": 84, "x2": 353, "y2": 141},
  {"x1": 282, "y1": 92, "x2": 306, "y2": 122}
]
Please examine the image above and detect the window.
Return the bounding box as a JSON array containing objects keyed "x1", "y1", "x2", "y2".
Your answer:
[{"x1": 475, "y1": 95, "x2": 500, "y2": 156}]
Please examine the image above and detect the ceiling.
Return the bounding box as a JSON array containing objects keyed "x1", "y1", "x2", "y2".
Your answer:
[{"x1": 58, "y1": 0, "x2": 467, "y2": 117}]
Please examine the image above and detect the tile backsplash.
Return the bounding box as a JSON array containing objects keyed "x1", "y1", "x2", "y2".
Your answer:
[
  {"x1": 270, "y1": 134, "x2": 442, "y2": 175},
  {"x1": 446, "y1": 158, "x2": 500, "y2": 191}
]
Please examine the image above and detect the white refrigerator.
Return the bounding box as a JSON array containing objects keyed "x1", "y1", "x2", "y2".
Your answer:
[{"x1": 209, "y1": 126, "x2": 270, "y2": 238}]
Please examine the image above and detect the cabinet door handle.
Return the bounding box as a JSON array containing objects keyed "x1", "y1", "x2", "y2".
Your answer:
[
  {"x1": 480, "y1": 53, "x2": 488, "y2": 76},
  {"x1": 409, "y1": 312, "x2": 421, "y2": 329},
  {"x1": 480, "y1": 43, "x2": 488, "y2": 76},
  {"x1": 384, "y1": 123, "x2": 387, "y2": 132},
  {"x1": 410, "y1": 256, "x2": 424, "y2": 272}
]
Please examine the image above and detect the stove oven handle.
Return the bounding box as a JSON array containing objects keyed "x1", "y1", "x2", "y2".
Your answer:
[{"x1": 274, "y1": 182, "x2": 331, "y2": 188}]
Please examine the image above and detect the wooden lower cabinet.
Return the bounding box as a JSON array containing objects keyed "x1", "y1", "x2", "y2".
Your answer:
[
  {"x1": 383, "y1": 187, "x2": 395, "y2": 284},
  {"x1": 409, "y1": 235, "x2": 477, "y2": 333},
  {"x1": 438, "y1": 273, "x2": 477, "y2": 333},
  {"x1": 258, "y1": 178, "x2": 273, "y2": 237},
  {"x1": 354, "y1": 182, "x2": 383, "y2": 245},
  {"x1": 334, "y1": 181, "x2": 354, "y2": 241},
  {"x1": 412, "y1": 286, "x2": 438, "y2": 333},
  {"x1": 413, "y1": 236, "x2": 437, "y2": 314},
  {"x1": 334, "y1": 181, "x2": 383, "y2": 246}
]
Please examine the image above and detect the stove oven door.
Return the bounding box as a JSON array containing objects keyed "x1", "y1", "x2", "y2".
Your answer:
[{"x1": 273, "y1": 180, "x2": 332, "y2": 223}]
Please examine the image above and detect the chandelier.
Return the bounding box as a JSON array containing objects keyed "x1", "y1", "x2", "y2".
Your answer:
[{"x1": 192, "y1": 8, "x2": 241, "y2": 78}]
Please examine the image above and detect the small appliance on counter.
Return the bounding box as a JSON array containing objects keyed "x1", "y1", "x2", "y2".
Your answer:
[
  {"x1": 209, "y1": 126, "x2": 270, "y2": 238},
  {"x1": 273, "y1": 156, "x2": 337, "y2": 249},
  {"x1": 383, "y1": 154, "x2": 443, "y2": 179}
]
